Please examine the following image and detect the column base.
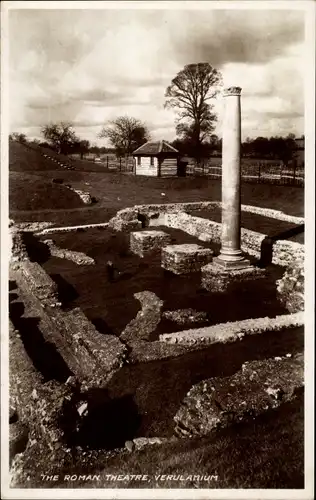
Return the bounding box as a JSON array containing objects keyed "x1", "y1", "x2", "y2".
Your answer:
[{"x1": 214, "y1": 255, "x2": 252, "y2": 271}]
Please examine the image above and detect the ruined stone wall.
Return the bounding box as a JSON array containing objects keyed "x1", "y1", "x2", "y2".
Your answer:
[
  {"x1": 9, "y1": 320, "x2": 72, "y2": 459},
  {"x1": 14, "y1": 255, "x2": 127, "y2": 390},
  {"x1": 20, "y1": 260, "x2": 60, "y2": 306},
  {"x1": 160, "y1": 312, "x2": 304, "y2": 346}
]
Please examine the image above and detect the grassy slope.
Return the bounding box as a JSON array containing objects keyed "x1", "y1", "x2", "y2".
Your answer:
[
  {"x1": 10, "y1": 172, "x2": 84, "y2": 211},
  {"x1": 102, "y1": 395, "x2": 304, "y2": 489},
  {"x1": 52, "y1": 395, "x2": 303, "y2": 489},
  {"x1": 9, "y1": 143, "x2": 85, "y2": 211}
]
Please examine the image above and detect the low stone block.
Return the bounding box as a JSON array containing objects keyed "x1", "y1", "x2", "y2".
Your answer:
[
  {"x1": 130, "y1": 230, "x2": 172, "y2": 257},
  {"x1": 201, "y1": 261, "x2": 266, "y2": 293},
  {"x1": 161, "y1": 244, "x2": 213, "y2": 274}
]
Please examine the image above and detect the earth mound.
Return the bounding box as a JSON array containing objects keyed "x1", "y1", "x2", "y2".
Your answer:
[{"x1": 10, "y1": 175, "x2": 84, "y2": 211}]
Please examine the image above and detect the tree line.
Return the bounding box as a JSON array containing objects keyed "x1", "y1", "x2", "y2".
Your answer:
[{"x1": 10, "y1": 62, "x2": 303, "y2": 167}]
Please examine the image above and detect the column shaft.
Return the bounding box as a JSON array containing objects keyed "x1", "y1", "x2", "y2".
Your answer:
[{"x1": 215, "y1": 87, "x2": 250, "y2": 269}]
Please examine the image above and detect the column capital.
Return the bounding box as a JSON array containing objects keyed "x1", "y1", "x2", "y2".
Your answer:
[{"x1": 223, "y1": 86, "x2": 242, "y2": 97}]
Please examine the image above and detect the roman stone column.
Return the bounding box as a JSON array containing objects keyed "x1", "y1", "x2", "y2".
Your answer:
[{"x1": 215, "y1": 86, "x2": 250, "y2": 269}]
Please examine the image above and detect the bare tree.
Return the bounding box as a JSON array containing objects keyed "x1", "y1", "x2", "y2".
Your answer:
[
  {"x1": 165, "y1": 63, "x2": 222, "y2": 164},
  {"x1": 41, "y1": 122, "x2": 78, "y2": 155},
  {"x1": 99, "y1": 116, "x2": 150, "y2": 168}
]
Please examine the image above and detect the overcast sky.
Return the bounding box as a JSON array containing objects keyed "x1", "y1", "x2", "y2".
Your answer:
[{"x1": 9, "y1": 7, "x2": 305, "y2": 146}]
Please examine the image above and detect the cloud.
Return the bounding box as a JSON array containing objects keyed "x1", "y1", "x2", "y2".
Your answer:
[
  {"x1": 8, "y1": 7, "x2": 305, "y2": 144},
  {"x1": 170, "y1": 10, "x2": 304, "y2": 67}
]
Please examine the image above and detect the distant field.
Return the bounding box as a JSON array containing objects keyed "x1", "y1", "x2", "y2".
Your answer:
[{"x1": 9, "y1": 141, "x2": 304, "y2": 225}]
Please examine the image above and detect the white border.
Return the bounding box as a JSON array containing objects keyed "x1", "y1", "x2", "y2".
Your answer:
[{"x1": 1, "y1": 1, "x2": 314, "y2": 499}]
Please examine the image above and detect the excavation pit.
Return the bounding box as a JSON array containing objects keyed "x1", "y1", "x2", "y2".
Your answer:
[{"x1": 27, "y1": 226, "x2": 289, "y2": 342}]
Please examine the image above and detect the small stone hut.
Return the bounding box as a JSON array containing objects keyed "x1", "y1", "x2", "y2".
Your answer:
[{"x1": 133, "y1": 140, "x2": 179, "y2": 177}]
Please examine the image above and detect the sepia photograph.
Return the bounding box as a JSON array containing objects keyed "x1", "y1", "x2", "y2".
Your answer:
[{"x1": 1, "y1": 1, "x2": 314, "y2": 498}]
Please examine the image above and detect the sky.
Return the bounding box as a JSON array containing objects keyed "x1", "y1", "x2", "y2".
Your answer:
[{"x1": 8, "y1": 6, "x2": 305, "y2": 147}]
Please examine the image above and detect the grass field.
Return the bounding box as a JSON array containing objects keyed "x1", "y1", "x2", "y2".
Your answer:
[{"x1": 9, "y1": 142, "x2": 304, "y2": 226}]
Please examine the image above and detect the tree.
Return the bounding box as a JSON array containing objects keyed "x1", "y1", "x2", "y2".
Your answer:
[
  {"x1": 73, "y1": 139, "x2": 90, "y2": 159},
  {"x1": 41, "y1": 122, "x2": 79, "y2": 155},
  {"x1": 10, "y1": 132, "x2": 27, "y2": 144},
  {"x1": 30, "y1": 138, "x2": 41, "y2": 146},
  {"x1": 165, "y1": 63, "x2": 222, "y2": 164},
  {"x1": 99, "y1": 116, "x2": 150, "y2": 168}
]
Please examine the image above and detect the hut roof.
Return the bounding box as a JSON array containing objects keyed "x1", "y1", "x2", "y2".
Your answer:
[{"x1": 133, "y1": 140, "x2": 179, "y2": 156}]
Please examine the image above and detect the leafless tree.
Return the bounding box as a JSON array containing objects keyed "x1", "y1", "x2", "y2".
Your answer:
[
  {"x1": 99, "y1": 116, "x2": 150, "y2": 168},
  {"x1": 41, "y1": 122, "x2": 78, "y2": 155}
]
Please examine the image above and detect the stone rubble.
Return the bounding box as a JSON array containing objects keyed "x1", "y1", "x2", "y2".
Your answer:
[
  {"x1": 174, "y1": 352, "x2": 303, "y2": 438},
  {"x1": 277, "y1": 258, "x2": 304, "y2": 312},
  {"x1": 120, "y1": 291, "x2": 164, "y2": 343},
  {"x1": 163, "y1": 309, "x2": 209, "y2": 325}
]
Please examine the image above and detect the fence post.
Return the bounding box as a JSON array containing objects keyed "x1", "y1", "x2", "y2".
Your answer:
[
  {"x1": 107, "y1": 156, "x2": 108, "y2": 168},
  {"x1": 293, "y1": 163, "x2": 296, "y2": 183},
  {"x1": 119, "y1": 157, "x2": 122, "y2": 171}
]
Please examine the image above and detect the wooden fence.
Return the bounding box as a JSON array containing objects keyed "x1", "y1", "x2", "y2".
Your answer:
[{"x1": 186, "y1": 160, "x2": 304, "y2": 186}]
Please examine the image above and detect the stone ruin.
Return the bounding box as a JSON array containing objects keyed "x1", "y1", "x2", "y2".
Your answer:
[{"x1": 7, "y1": 86, "x2": 305, "y2": 488}]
